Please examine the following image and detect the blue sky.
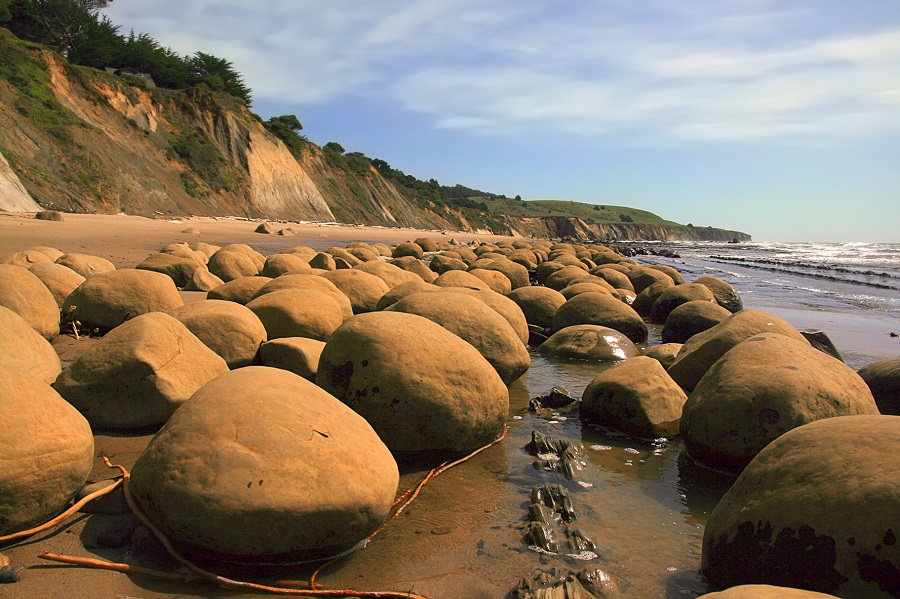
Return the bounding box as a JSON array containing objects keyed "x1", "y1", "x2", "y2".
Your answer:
[{"x1": 104, "y1": 1, "x2": 900, "y2": 242}]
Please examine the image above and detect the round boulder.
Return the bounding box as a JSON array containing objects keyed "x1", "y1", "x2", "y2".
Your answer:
[
  {"x1": 53, "y1": 312, "x2": 229, "y2": 429},
  {"x1": 0, "y1": 305, "x2": 61, "y2": 384},
  {"x1": 539, "y1": 325, "x2": 638, "y2": 361},
  {"x1": 641, "y1": 343, "x2": 682, "y2": 370},
  {"x1": 169, "y1": 300, "x2": 267, "y2": 369},
  {"x1": 355, "y1": 260, "x2": 422, "y2": 289},
  {"x1": 649, "y1": 283, "x2": 717, "y2": 324},
  {"x1": 628, "y1": 266, "x2": 674, "y2": 294},
  {"x1": 392, "y1": 241, "x2": 424, "y2": 259},
  {"x1": 552, "y1": 292, "x2": 648, "y2": 343},
  {"x1": 374, "y1": 279, "x2": 436, "y2": 311},
  {"x1": 2, "y1": 249, "x2": 52, "y2": 267},
  {"x1": 694, "y1": 275, "x2": 743, "y2": 313},
  {"x1": 646, "y1": 264, "x2": 686, "y2": 285},
  {"x1": 207, "y1": 250, "x2": 260, "y2": 282},
  {"x1": 387, "y1": 291, "x2": 529, "y2": 384},
  {"x1": 857, "y1": 358, "x2": 900, "y2": 415},
  {"x1": 259, "y1": 337, "x2": 325, "y2": 381},
  {"x1": 135, "y1": 252, "x2": 203, "y2": 288},
  {"x1": 661, "y1": 300, "x2": 732, "y2": 344},
  {"x1": 632, "y1": 279, "x2": 675, "y2": 317},
  {"x1": 545, "y1": 265, "x2": 592, "y2": 291},
  {"x1": 667, "y1": 310, "x2": 808, "y2": 392},
  {"x1": 681, "y1": 333, "x2": 880, "y2": 474},
  {"x1": 260, "y1": 253, "x2": 312, "y2": 278},
  {"x1": 433, "y1": 269, "x2": 491, "y2": 290},
  {"x1": 0, "y1": 367, "x2": 93, "y2": 536},
  {"x1": 246, "y1": 288, "x2": 344, "y2": 341},
  {"x1": 63, "y1": 269, "x2": 184, "y2": 332},
  {"x1": 206, "y1": 276, "x2": 272, "y2": 304},
  {"x1": 251, "y1": 274, "x2": 353, "y2": 320},
  {"x1": 183, "y1": 267, "x2": 225, "y2": 292},
  {"x1": 320, "y1": 269, "x2": 391, "y2": 314},
  {"x1": 479, "y1": 258, "x2": 530, "y2": 290},
  {"x1": 129, "y1": 366, "x2": 399, "y2": 559},
  {"x1": 28, "y1": 262, "x2": 85, "y2": 307},
  {"x1": 697, "y1": 585, "x2": 838, "y2": 598},
  {"x1": 702, "y1": 415, "x2": 899, "y2": 598},
  {"x1": 316, "y1": 311, "x2": 509, "y2": 455},
  {"x1": 440, "y1": 287, "x2": 530, "y2": 345},
  {"x1": 467, "y1": 268, "x2": 512, "y2": 295},
  {"x1": 0, "y1": 263, "x2": 61, "y2": 339},
  {"x1": 582, "y1": 356, "x2": 688, "y2": 438},
  {"x1": 507, "y1": 286, "x2": 567, "y2": 330},
  {"x1": 56, "y1": 253, "x2": 116, "y2": 279},
  {"x1": 413, "y1": 237, "x2": 439, "y2": 252},
  {"x1": 389, "y1": 256, "x2": 437, "y2": 283}
]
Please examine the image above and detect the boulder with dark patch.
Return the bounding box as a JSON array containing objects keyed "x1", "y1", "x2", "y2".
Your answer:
[
  {"x1": 858, "y1": 358, "x2": 900, "y2": 415},
  {"x1": 702, "y1": 415, "x2": 899, "y2": 598},
  {"x1": 316, "y1": 311, "x2": 509, "y2": 456},
  {"x1": 694, "y1": 276, "x2": 743, "y2": 313},
  {"x1": 681, "y1": 333, "x2": 880, "y2": 474},
  {"x1": 661, "y1": 300, "x2": 732, "y2": 344}
]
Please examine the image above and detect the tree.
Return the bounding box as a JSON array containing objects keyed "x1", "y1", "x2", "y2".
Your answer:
[
  {"x1": 0, "y1": 0, "x2": 12, "y2": 21},
  {"x1": 66, "y1": 13, "x2": 123, "y2": 69},
  {"x1": 264, "y1": 115, "x2": 306, "y2": 155},
  {"x1": 324, "y1": 142, "x2": 345, "y2": 155},
  {"x1": 188, "y1": 51, "x2": 252, "y2": 104},
  {"x1": 16, "y1": 0, "x2": 112, "y2": 56}
]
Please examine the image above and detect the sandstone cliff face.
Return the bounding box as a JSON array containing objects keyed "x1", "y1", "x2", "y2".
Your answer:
[
  {"x1": 0, "y1": 150, "x2": 41, "y2": 212},
  {"x1": 498, "y1": 217, "x2": 751, "y2": 242}
]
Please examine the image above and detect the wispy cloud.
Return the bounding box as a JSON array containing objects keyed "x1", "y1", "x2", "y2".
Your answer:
[{"x1": 105, "y1": 0, "x2": 900, "y2": 142}]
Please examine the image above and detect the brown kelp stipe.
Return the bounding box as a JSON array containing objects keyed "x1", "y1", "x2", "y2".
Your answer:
[
  {"x1": 0, "y1": 478, "x2": 123, "y2": 545},
  {"x1": 307, "y1": 424, "x2": 509, "y2": 590}
]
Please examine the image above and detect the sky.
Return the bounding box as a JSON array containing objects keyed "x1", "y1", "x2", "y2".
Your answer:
[{"x1": 103, "y1": 0, "x2": 900, "y2": 242}]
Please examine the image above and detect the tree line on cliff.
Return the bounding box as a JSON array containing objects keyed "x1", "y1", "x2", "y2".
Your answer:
[{"x1": 0, "y1": 0, "x2": 251, "y2": 104}]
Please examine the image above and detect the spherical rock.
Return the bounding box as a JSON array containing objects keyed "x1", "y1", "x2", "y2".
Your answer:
[
  {"x1": 589, "y1": 267, "x2": 635, "y2": 292},
  {"x1": 631, "y1": 279, "x2": 674, "y2": 317},
  {"x1": 697, "y1": 585, "x2": 839, "y2": 598},
  {"x1": 188, "y1": 242, "x2": 221, "y2": 259},
  {"x1": 392, "y1": 241, "x2": 424, "y2": 259},
  {"x1": 413, "y1": 237, "x2": 439, "y2": 252},
  {"x1": 206, "y1": 276, "x2": 272, "y2": 304},
  {"x1": 259, "y1": 337, "x2": 325, "y2": 381},
  {"x1": 252, "y1": 274, "x2": 353, "y2": 320},
  {"x1": 56, "y1": 253, "x2": 116, "y2": 278},
  {"x1": 857, "y1": 358, "x2": 900, "y2": 415},
  {"x1": 661, "y1": 300, "x2": 732, "y2": 344},
  {"x1": 0, "y1": 264, "x2": 60, "y2": 339},
  {"x1": 539, "y1": 325, "x2": 638, "y2": 361},
  {"x1": 2, "y1": 249, "x2": 51, "y2": 267},
  {"x1": 281, "y1": 246, "x2": 318, "y2": 261},
  {"x1": 440, "y1": 287, "x2": 530, "y2": 345},
  {"x1": 135, "y1": 252, "x2": 203, "y2": 287},
  {"x1": 130, "y1": 366, "x2": 399, "y2": 559},
  {"x1": 29, "y1": 246, "x2": 66, "y2": 262},
  {"x1": 355, "y1": 260, "x2": 423, "y2": 289},
  {"x1": 387, "y1": 291, "x2": 529, "y2": 384},
  {"x1": 54, "y1": 312, "x2": 228, "y2": 429},
  {"x1": 63, "y1": 269, "x2": 183, "y2": 332},
  {"x1": 552, "y1": 292, "x2": 648, "y2": 343},
  {"x1": 702, "y1": 415, "x2": 899, "y2": 598},
  {"x1": 582, "y1": 356, "x2": 688, "y2": 438},
  {"x1": 681, "y1": 333, "x2": 880, "y2": 474},
  {"x1": 389, "y1": 256, "x2": 437, "y2": 282},
  {"x1": 170, "y1": 300, "x2": 267, "y2": 369},
  {"x1": 561, "y1": 282, "x2": 613, "y2": 300},
  {"x1": 260, "y1": 253, "x2": 312, "y2": 277},
  {"x1": 0, "y1": 367, "x2": 93, "y2": 536},
  {"x1": 28, "y1": 262, "x2": 85, "y2": 307},
  {"x1": 646, "y1": 264, "x2": 685, "y2": 285},
  {"x1": 308, "y1": 252, "x2": 337, "y2": 270},
  {"x1": 433, "y1": 269, "x2": 491, "y2": 290},
  {"x1": 467, "y1": 268, "x2": 512, "y2": 295},
  {"x1": 316, "y1": 311, "x2": 509, "y2": 455},
  {"x1": 628, "y1": 266, "x2": 674, "y2": 294},
  {"x1": 507, "y1": 286, "x2": 567, "y2": 330},
  {"x1": 695, "y1": 275, "x2": 743, "y2": 313},
  {"x1": 545, "y1": 265, "x2": 592, "y2": 291},
  {"x1": 246, "y1": 288, "x2": 344, "y2": 341},
  {"x1": 320, "y1": 269, "x2": 391, "y2": 314},
  {"x1": 667, "y1": 310, "x2": 808, "y2": 392},
  {"x1": 207, "y1": 250, "x2": 260, "y2": 282},
  {"x1": 641, "y1": 343, "x2": 682, "y2": 369},
  {"x1": 650, "y1": 283, "x2": 717, "y2": 324},
  {"x1": 183, "y1": 267, "x2": 224, "y2": 292},
  {"x1": 429, "y1": 254, "x2": 469, "y2": 275},
  {"x1": 479, "y1": 258, "x2": 530, "y2": 290},
  {"x1": 217, "y1": 244, "x2": 265, "y2": 270},
  {"x1": 0, "y1": 305, "x2": 61, "y2": 384},
  {"x1": 374, "y1": 279, "x2": 436, "y2": 311}
]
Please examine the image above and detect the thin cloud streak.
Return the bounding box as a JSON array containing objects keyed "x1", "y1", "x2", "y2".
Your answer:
[{"x1": 104, "y1": 0, "x2": 900, "y2": 142}]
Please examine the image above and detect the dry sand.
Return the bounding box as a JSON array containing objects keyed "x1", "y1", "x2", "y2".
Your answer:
[{"x1": 0, "y1": 212, "x2": 523, "y2": 269}]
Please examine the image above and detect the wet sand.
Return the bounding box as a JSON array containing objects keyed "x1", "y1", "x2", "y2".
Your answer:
[{"x1": 1, "y1": 211, "x2": 893, "y2": 598}]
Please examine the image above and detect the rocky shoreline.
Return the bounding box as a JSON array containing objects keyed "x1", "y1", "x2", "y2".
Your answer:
[{"x1": 1, "y1": 213, "x2": 896, "y2": 598}]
